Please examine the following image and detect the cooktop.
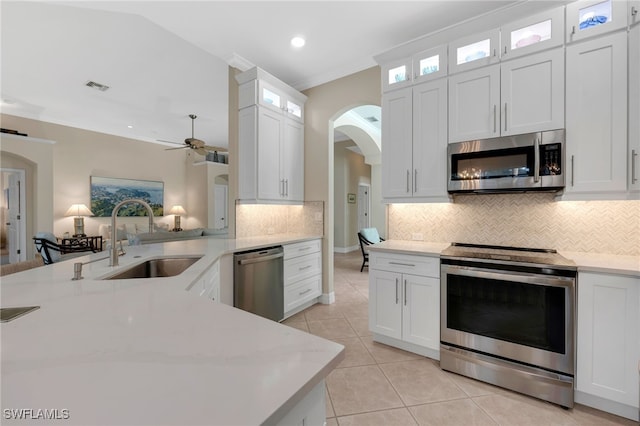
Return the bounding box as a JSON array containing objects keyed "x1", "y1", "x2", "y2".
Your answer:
[{"x1": 441, "y1": 242, "x2": 577, "y2": 269}]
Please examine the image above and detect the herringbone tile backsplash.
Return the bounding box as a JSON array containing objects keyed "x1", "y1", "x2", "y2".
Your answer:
[
  {"x1": 235, "y1": 201, "x2": 324, "y2": 238},
  {"x1": 388, "y1": 194, "x2": 640, "y2": 255}
]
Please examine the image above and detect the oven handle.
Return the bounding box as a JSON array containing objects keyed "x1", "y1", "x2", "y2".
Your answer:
[
  {"x1": 441, "y1": 264, "x2": 575, "y2": 289},
  {"x1": 534, "y1": 137, "x2": 540, "y2": 183}
]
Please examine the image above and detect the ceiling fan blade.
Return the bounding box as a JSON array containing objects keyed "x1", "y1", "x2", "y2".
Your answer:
[
  {"x1": 165, "y1": 146, "x2": 188, "y2": 151},
  {"x1": 195, "y1": 147, "x2": 208, "y2": 156},
  {"x1": 185, "y1": 137, "x2": 206, "y2": 147},
  {"x1": 157, "y1": 139, "x2": 183, "y2": 145},
  {"x1": 203, "y1": 145, "x2": 229, "y2": 153}
]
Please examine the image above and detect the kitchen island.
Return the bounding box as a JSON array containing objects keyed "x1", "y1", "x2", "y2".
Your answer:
[{"x1": 1, "y1": 235, "x2": 344, "y2": 425}]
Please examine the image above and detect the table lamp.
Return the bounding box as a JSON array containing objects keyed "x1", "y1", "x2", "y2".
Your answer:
[
  {"x1": 64, "y1": 204, "x2": 94, "y2": 237},
  {"x1": 169, "y1": 205, "x2": 186, "y2": 232}
]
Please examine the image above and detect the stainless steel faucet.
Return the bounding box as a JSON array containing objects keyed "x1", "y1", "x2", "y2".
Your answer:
[{"x1": 110, "y1": 198, "x2": 154, "y2": 267}]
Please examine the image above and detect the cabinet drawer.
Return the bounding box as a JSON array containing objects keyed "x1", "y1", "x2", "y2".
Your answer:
[
  {"x1": 285, "y1": 275, "x2": 322, "y2": 313},
  {"x1": 285, "y1": 252, "x2": 322, "y2": 285},
  {"x1": 284, "y1": 239, "x2": 321, "y2": 260},
  {"x1": 370, "y1": 251, "x2": 439, "y2": 278}
]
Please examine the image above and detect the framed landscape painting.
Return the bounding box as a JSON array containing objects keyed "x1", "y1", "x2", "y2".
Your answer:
[{"x1": 90, "y1": 176, "x2": 164, "y2": 217}]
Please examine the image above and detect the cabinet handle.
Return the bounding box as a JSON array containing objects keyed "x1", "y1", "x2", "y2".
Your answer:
[
  {"x1": 571, "y1": 26, "x2": 576, "y2": 35},
  {"x1": 571, "y1": 155, "x2": 575, "y2": 187},
  {"x1": 404, "y1": 279, "x2": 407, "y2": 306},
  {"x1": 395, "y1": 278, "x2": 399, "y2": 304},
  {"x1": 406, "y1": 170, "x2": 410, "y2": 193},
  {"x1": 504, "y1": 103, "x2": 508, "y2": 132},
  {"x1": 299, "y1": 288, "x2": 313, "y2": 296},
  {"x1": 298, "y1": 265, "x2": 312, "y2": 271},
  {"x1": 534, "y1": 138, "x2": 540, "y2": 183},
  {"x1": 632, "y1": 6, "x2": 638, "y2": 16},
  {"x1": 503, "y1": 46, "x2": 507, "y2": 55},
  {"x1": 280, "y1": 179, "x2": 285, "y2": 196},
  {"x1": 414, "y1": 169, "x2": 417, "y2": 193},
  {"x1": 493, "y1": 105, "x2": 497, "y2": 133},
  {"x1": 389, "y1": 261, "x2": 415, "y2": 267},
  {"x1": 285, "y1": 179, "x2": 289, "y2": 197},
  {"x1": 632, "y1": 150, "x2": 638, "y2": 184},
  {"x1": 493, "y1": 48, "x2": 497, "y2": 57}
]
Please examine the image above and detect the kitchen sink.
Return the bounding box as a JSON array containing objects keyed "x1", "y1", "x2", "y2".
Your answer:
[{"x1": 104, "y1": 256, "x2": 202, "y2": 280}]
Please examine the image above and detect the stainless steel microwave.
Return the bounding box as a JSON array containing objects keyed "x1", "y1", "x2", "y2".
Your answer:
[{"x1": 447, "y1": 129, "x2": 565, "y2": 193}]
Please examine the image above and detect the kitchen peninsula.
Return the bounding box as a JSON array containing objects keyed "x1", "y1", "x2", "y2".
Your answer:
[{"x1": 1, "y1": 235, "x2": 343, "y2": 426}]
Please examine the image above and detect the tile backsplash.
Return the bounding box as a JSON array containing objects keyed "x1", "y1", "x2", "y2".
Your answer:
[
  {"x1": 235, "y1": 201, "x2": 324, "y2": 238},
  {"x1": 388, "y1": 194, "x2": 640, "y2": 255}
]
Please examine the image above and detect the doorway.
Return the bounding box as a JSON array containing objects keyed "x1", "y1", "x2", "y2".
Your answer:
[
  {"x1": 357, "y1": 183, "x2": 370, "y2": 231},
  {"x1": 1, "y1": 168, "x2": 27, "y2": 264}
]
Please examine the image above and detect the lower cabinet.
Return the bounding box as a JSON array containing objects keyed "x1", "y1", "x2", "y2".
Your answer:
[
  {"x1": 576, "y1": 271, "x2": 639, "y2": 421},
  {"x1": 369, "y1": 251, "x2": 440, "y2": 359},
  {"x1": 188, "y1": 260, "x2": 220, "y2": 303},
  {"x1": 283, "y1": 239, "x2": 322, "y2": 318}
]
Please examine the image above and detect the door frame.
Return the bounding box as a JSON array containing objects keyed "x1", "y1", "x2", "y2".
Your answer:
[{"x1": 2, "y1": 168, "x2": 27, "y2": 263}]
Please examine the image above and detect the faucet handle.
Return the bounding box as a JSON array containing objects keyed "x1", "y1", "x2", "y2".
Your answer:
[{"x1": 72, "y1": 262, "x2": 83, "y2": 281}]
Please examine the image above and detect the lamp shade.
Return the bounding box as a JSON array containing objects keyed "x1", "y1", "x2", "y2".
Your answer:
[
  {"x1": 64, "y1": 204, "x2": 94, "y2": 217},
  {"x1": 169, "y1": 205, "x2": 187, "y2": 215}
]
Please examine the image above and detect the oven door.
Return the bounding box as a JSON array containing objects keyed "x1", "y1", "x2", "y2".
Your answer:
[{"x1": 440, "y1": 263, "x2": 575, "y2": 375}]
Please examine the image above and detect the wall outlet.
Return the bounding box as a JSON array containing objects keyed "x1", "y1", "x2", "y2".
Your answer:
[
  {"x1": 267, "y1": 227, "x2": 275, "y2": 235},
  {"x1": 412, "y1": 233, "x2": 424, "y2": 241}
]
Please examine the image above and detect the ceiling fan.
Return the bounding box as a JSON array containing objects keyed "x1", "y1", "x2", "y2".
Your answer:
[{"x1": 163, "y1": 114, "x2": 228, "y2": 156}]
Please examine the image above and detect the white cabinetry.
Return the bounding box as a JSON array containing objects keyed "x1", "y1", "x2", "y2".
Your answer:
[
  {"x1": 188, "y1": 260, "x2": 220, "y2": 303},
  {"x1": 369, "y1": 251, "x2": 440, "y2": 359},
  {"x1": 565, "y1": 31, "x2": 628, "y2": 196},
  {"x1": 576, "y1": 271, "x2": 640, "y2": 421},
  {"x1": 566, "y1": 0, "x2": 628, "y2": 43},
  {"x1": 501, "y1": 6, "x2": 565, "y2": 59},
  {"x1": 381, "y1": 78, "x2": 448, "y2": 201},
  {"x1": 449, "y1": 47, "x2": 564, "y2": 143},
  {"x1": 629, "y1": 23, "x2": 640, "y2": 194},
  {"x1": 448, "y1": 29, "x2": 500, "y2": 74},
  {"x1": 381, "y1": 44, "x2": 447, "y2": 92},
  {"x1": 236, "y1": 67, "x2": 306, "y2": 203},
  {"x1": 283, "y1": 239, "x2": 322, "y2": 318}
]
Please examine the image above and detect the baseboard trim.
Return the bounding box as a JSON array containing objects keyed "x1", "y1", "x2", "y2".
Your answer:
[
  {"x1": 333, "y1": 245, "x2": 359, "y2": 254},
  {"x1": 319, "y1": 292, "x2": 335, "y2": 305}
]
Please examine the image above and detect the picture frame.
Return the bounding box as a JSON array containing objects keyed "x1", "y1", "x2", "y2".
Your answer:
[
  {"x1": 347, "y1": 193, "x2": 356, "y2": 204},
  {"x1": 90, "y1": 176, "x2": 164, "y2": 217}
]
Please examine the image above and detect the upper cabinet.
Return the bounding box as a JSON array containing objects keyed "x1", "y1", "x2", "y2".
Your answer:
[
  {"x1": 381, "y1": 44, "x2": 447, "y2": 92},
  {"x1": 566, "y1": 0, "x2": 628, "y2": 42},
  {"x1": 449, "y1": 47, "x2": 564, "y2": 142},
  {"x1": 236, "y1": 67, "x2": 307, "y2": 204},
  {"x1": 501, "y1": 7, "x2": 565, "y2": 59},
  {"x1": 448, "y1": 29, "x2": 500, "y2": 74},
  {"x1": 629, "y1": 23, "x2": 640, "y2": 194}
]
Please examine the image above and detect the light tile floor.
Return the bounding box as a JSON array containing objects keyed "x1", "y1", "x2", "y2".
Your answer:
[{"x1": 282, "y1": 251, "x2": 637, "y2": 426}]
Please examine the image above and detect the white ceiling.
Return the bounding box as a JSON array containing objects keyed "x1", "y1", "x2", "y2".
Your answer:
[{"x1": 1, "y1": 1, "x2": 554, "y2": 149}]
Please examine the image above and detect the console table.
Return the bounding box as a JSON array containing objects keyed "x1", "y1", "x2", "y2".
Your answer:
[{"x1": 57, "y1": 236, "x2": 103, "y2": 253}]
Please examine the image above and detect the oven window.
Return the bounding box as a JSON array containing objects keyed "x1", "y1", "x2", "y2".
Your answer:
[
  {"x1": 446, "y1": 275, "x2": 566, "y2": 354},
  {"x1": 451, "y1": 146, "x2": 534, "y2": 180}
]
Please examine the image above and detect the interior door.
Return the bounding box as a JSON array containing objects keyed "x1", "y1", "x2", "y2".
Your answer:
[
  {"x1": 214, "y1": 184, "x2": 228, "y2": 229},
  {"x1": 357, "y1": 184, "x2": 370, "y2": 231},
  {"x1": 7, "y1": 170, "x2": 26, "y2": 263}
]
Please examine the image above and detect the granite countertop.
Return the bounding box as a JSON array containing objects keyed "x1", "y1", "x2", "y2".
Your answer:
[
  {"x1": 1, "y1": 234, "x2": 344, "y2": 426},
  {"x1": 367, "y1": 240, "x2": 640, "y2": 277}
]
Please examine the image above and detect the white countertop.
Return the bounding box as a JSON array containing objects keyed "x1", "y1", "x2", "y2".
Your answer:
[
  {"x1": 367, "y1": 240, "x2": 640, "y2": 277},
  {"x1": 1, "y1": 234, "x2": 344, "y2": 426}
]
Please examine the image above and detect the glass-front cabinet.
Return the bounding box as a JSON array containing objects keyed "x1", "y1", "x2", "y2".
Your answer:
[
  {"x1": 501, "y1": 6, "x2": 564, "y2": 59},
  {"x1": 566, "y1": 0, "x2": 628, "y2": 42},
  {"x1": 381, "y1": 58, "x2": 412, "y2": 92},
  {"x1": 448, "y1": 29, "x2": 500, "y2": 74},
  {"x1": 412, "y1": 45, "x2": 447, "y2": 84}
]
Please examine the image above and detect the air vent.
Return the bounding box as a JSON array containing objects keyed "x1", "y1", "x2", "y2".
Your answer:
[
  {"x1": 85, "y1": 80, "x2": 110, "y2": 92},
  {"x1": 364, "y1": 116, "x2": 379, "y2": 123}
]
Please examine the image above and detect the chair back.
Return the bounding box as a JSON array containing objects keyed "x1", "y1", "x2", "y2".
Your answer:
[
  {"x1": 360, "y1": 228, "x2": 382, "y2": 244},
  {"x1": 33, "y1": 232, "x2": 61, "y2": 264}
]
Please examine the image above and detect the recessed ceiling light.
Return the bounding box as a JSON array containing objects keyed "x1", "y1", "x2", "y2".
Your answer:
[
  {"x1": 127, "y1": 125, "x2": 133, "y2": 129},
  {"x1": 291, "y1": 36, "x2": 305, "y2": 48}
]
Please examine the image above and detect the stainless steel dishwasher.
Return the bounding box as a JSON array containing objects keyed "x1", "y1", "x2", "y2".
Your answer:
[{"x1": 234, "y1": 246, "x2": 284, "y2": 322}]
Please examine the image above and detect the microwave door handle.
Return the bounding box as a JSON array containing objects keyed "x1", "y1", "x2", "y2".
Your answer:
[{"x1": 534, "y1": 137, "x2": 540, "y2": 183}]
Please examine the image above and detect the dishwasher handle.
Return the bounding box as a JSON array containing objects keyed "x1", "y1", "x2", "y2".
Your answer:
[{"x1": 237, "y1": 252, "x2": 284, "y2": 265}]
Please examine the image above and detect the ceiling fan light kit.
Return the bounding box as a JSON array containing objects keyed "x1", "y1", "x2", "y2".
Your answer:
[{"x1": 164, "y1": 114, "x2": 228, "y2": 156}]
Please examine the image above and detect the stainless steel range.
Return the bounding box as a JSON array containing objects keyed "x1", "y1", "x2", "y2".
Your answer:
[{"x1": 440, "y1": 243, "x2": 577, "y2": 408}]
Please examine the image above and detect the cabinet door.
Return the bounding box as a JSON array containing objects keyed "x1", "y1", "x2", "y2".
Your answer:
[
  {"x1": 257, "y1": 107, "x2": 284, "y2": 200},
  {"x1": 576, "y1": 272, "x2": 639, "y2": 408},
  {"x1": 402, "y1": 273, "x2": 440, "y2": 351},
  {"x1": 237, "y1": 106, "x2": 258, "y2": 200},
  {"x1": 630, "y1": 24, "x2": 640, "y2": 193},
  {"x1": 381, "y1": 87, "x2": 414, "y2": 198},
  {"x1": 501, "y1": 6, "x2": 564, "y2": 59},
  {"x1": 381, "y1": 57, "x2": 413, "y2": 92},
  {"x1": 412, "y1": 79, "x2": 448, "y2": 198},
  {"x1": 448, "y1": 64, "x2": 500, "y2": 142},
  {"x1": 369, "y1": 270, "x2": 402, "y2": 339},
  {"x1": 282, "y1": 118, "x2": 304, "y2": 201},
  {"x1": 566, "y1": 32, "x2": 628, "y2": 194},
  {"x1": 500, "y1": 48, "x2": 564, "y2": 136},
  {"x1": 449, "y1": 29, "x2": 500, "y2": 74},
  {"x1": 567, "y1": 0, "x2": 628, "y2": 43},
  {"x1": 412, "y1": 44, "x2": 447, "y2": 84}
]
